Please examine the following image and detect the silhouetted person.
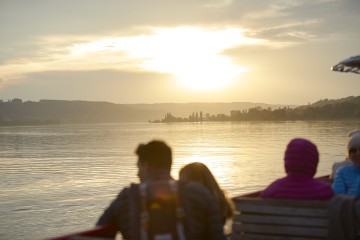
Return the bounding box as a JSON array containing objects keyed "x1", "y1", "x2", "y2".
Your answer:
[
  {"x1": 96, "y1": 140, "x2": 226, "y2": 240},
  {"x1": 260, "y1": 138, "x2": 334, "y2": 200},
  {"x1": 330, "y1": 129, "x2": 360, "y2": 180},
  {"x1": 332, "y1": 133, "x2": 360, "y2": 198},
  {"x1": 179, "y1": 162, "x2": 234, "y2": 225}
]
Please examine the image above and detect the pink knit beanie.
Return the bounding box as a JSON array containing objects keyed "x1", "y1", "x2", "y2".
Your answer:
[{"x1": 285, "y1": 138, "x2": 319, "y2": 176}]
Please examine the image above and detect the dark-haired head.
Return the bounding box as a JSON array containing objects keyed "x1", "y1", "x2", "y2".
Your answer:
[{"x1": 135, "y1": 140, "x2": 172, "y2": 171}]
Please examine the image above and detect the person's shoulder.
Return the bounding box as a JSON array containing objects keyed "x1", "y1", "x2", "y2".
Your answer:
[
  {"x1": 335, "y1": 165, "x2": 358, "y2": 179},
  {"x1": 181, "y1": 181, "x2": 207, "y2": 192},
  {"x1": 264, "y1": 177, "x2": 286, "y2": 187},
  {"x1": 179, "y1": 181, "x2": 213, "y2": 199},
  {"x1": 112, "y1": 185, "x2": 131, "y2": 200},
  {"x1": 338, "y1": 164, "x2": 355, "y2": 172},
  {"x1": 259, "y1": 178, "x2": 286, "y2": 197}
]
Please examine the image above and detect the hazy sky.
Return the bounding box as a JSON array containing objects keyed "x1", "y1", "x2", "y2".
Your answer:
[{"x1": 1, "y1": 0, "x2": 359, "y2": 105}]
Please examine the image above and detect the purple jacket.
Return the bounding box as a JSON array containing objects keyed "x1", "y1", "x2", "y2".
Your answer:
[{"x1": 260, "y1": 138, "x2": 334, "y2": 200}]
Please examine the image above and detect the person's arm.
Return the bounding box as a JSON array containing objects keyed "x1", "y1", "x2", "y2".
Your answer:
[
  {"x1": 96, "y1": 198, "x2": 119, "y2": 226},
  {"x1": 96, "y1": 188, "x2": 130, "y2": 238},
  {"x1": 332, "y1": 168, "x2": 347, "y2": 194},
  {"x1": 330, "y1": 162, "x2": 338, "y2": 180}
]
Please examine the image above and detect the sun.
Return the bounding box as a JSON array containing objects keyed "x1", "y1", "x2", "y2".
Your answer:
[
  {"x1": 66, "y1": 27, "x2": 258, "y2": 90},
  {"x1": 172, "y1": 56, "x2": 245, "y2": 91},
  {"x1": 142, "y1": 48, "x2": 245, "y2": 91},
  {"x1": 137, "y1": 27, "x2": 250, "y2": 91}
]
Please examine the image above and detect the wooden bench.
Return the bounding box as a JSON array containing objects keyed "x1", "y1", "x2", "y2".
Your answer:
[{"x1": 231, "y1": 196, "x2": 330, "y2": 240}]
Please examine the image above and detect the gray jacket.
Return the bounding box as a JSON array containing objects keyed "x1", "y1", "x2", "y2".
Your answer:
[{"x1": 97, "y1": 171, "x2": 226, "y2": 240}]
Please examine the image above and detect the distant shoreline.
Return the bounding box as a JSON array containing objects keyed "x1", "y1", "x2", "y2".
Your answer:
[{"x1": 1, "y1": 96, "x2": 359, "y2": 126}]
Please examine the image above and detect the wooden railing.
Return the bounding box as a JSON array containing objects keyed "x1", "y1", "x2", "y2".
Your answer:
[{"x1": 46, "y1": 224, "x2": 116, "y2": 240}]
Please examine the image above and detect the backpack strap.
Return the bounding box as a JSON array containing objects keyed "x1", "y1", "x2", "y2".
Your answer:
[
  {"x1": 139, "y1": 183, "x2": 149, "y2": 240},
  {"x1": 138, "y1": 180, "x2": 186, "y2": 240},
  {"x1": 129, "y1": 183, "x2": 141, "y2": 240},
  {"x1": 168, "y1": 180, "x2": 186, "y2": 240}
]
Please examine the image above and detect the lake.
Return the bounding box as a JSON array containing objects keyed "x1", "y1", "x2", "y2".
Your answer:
[{"x1": 1, "y1": 121, "x2": 359, "y2": 239}]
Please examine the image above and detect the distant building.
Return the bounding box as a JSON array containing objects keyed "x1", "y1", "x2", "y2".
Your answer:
[{"x1": 12, "y1": 98, "x2": 23, "y2": 104}]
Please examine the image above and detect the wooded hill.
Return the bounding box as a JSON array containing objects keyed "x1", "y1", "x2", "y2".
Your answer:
[
  {"x1": 0, "y1": 100, "x2": 159, "y2": 125},
  {"x1": 0, "y1": 96, "x2": 359, "y2": 126},
  {"x1": 0, "y1": 99, "x2": 293, "y2": 125}
]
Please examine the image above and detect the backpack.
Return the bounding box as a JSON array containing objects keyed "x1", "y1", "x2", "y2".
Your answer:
[{"x1": 129, "y1": 180, "x2": 186, "y2": 240}]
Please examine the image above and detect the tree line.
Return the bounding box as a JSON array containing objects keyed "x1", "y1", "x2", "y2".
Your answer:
[{"x1": 151, "y1": 96, "x2": 360, "y2": 122}]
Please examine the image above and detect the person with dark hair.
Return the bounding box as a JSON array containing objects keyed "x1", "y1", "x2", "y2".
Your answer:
[
  {"x1": 135, "y1": 141, "x2": 173, "y2": 182},
  {"x1": 179, "y1": 162, "x2": 234, "y2": 225},
  {"x1": 96, "y1": 140, "x2": 226, "y2": 240},
  {"x1": 260, "y1": 138, "x2": 334, "y2": 200}
]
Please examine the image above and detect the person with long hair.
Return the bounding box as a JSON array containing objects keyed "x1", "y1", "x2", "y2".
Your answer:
[{"x1": 179, "y1": 162, "x2": 234, "y2": 224}]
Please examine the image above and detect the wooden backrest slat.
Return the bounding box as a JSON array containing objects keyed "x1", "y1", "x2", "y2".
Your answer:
[
  {"x1": 236, "y1": 202, "x2": 328, "y2": 217},
  {"x1": 234, "y1": 214, "x2": 328, "y2": 227},
  {"x1": 233, "y1": 197, "x2": 328, "y2": 208},
  {"x1": 231, "y1": 234, "x2": 324, "y2": 240},
  {"x1": 231, "y1": 197, "x2": 329, "y2": 240},
  {"x1": 232, "y1": 223, "x2": 327, "y2": 238}
]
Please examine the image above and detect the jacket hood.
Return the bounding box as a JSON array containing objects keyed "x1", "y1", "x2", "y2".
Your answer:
[{"x1": 284, "y1": 138, "x2": 318, "y2": 177}]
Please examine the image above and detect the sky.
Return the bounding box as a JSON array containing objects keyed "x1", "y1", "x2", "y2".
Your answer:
[{"x1": 0, "y1": 0, "x2": 359, "y2": 105}]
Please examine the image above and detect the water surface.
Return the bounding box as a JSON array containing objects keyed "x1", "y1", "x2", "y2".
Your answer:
[{"x1": 0, "y1": 121, "x2": 359, "y2": 239}]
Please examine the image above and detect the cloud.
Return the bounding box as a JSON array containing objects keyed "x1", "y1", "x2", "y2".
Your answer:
[
  {"x1": 222, "y1": 0, "x2": 359, "y2": 42},
  {"x1": 1, "y1": 0, "x2": 359, "y2": 95},
  {"x1": 1, "y1": 0, "x2": 357, "y2": 46},
  {"x1": 0, "y1": 26, "x2": 266, "y2": 88},
  {"x1": 0, "y1": 69, "x2": 179, "y2": 103}
]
